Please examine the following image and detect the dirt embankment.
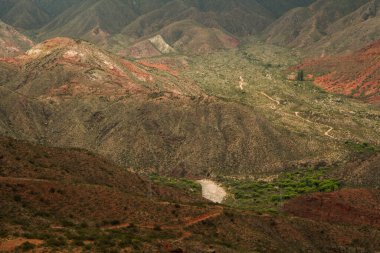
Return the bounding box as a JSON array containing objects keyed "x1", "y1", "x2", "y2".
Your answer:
[{"x1": 284, "y1": 188, "x2": 380, "y2": 227}]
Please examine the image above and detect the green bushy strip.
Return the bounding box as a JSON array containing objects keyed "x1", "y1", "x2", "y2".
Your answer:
[
  {"x1": 345, "y1": 141, "x2": 379, "y2": 154},
  {"x1": 220, "y1": 167, "x2": 341, "y2": 213}
]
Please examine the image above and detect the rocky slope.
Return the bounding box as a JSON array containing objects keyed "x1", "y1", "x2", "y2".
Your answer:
[
  {"x1": 0, "y1": 38, "x2": 332, "y2": 176},
  {"x1": 265, "y1": 0, "x2": 380, "y2": 55},
  {"x1": 284, "y1": 188, "x2": 380, "y2": 227},
  {"x1": 294, "y1": 40, "x2": 380, "y2": 103},
  {"x1": 0, "y1": 0, "x2": 316, "y2": 53},
  {"x1": 1, "y1": 135, "x2": 380, "y2": 252},
  {"x1": 0, "y1": 20, "x2": 33, "y2": 57}
]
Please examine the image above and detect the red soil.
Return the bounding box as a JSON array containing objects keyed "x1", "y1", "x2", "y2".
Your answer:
[
  {"x1": 0, "y1": 238, "x2": 44, "y2": 252},
  {"x1": 284, "y1": 188, "x2": 380, "y2": 227},
  {"x1": 138, "y1": 60, "x2": 179, "y2": 77},
  {"x1": 120, "y1": 59, "x2": 154, "y2": 82},
  {"x1": 295, "y1": 40, "x2": 380, "y2": 103}
]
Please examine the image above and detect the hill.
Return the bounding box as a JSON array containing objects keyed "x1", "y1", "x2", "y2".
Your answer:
[
  {"x1": 264, "y1": 0, "x2": 380, "y2": 55},
  {"x1": 0, "y1": 20, "x2": 33, "y2": 57},
  {"x1": 0, "y1": 0, "x2": 318, "y2": 54},
  {"x1": 118, "y1": 20, "x2": 240, "y2": 57},
  {"x1": 1, "y1": 135, "x2": 380, "y2": 252},
  {"x1": 0, "y1": 37, "x2": 344, "y2": 177},
  {"x1": 294, "y1": 40, "x2": 380, "y2": 103},
  {"x1": 0, "y1": 0, "x2": 80, "y2": 30}
]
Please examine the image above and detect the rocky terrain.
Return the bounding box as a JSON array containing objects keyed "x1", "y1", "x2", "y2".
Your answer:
[
  {"x1": 265, "y1": 0, "x2": 380, "y2": 55},
  {"x1": 0, "y1": 0, "x2": 379, "y2": 252},
  {"x1": 0, "y1": 38, "x2": 339, "y2": 177},
  {"x1": 294, "y1": 39, "x2": 380, "y2": 103},
  {"x1": 1, "y1": 136, "x2": 380, "y2": 252},
  {"x1": 0, "y1": 20, "x2": 33, "y2": 57}
]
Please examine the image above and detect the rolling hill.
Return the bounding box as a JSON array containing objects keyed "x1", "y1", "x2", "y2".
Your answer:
[{"x1": 264, "y1": 0, "x2": 380, "y2": 55}]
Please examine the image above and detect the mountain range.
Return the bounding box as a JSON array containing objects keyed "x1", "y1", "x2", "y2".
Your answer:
[{"x1": 0, "y1": 0, "x2": 379, "y2": 252}]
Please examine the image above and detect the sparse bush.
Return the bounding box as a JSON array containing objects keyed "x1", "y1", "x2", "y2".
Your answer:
[
  {"x1": 110, "y1": 220, "x2": 120, "y2": 226},
  {"x1": 296, "y1": 70, "x2": 304, "y2": 81},
  {"x1": 153, "y1": 225, "x2": 162, "y2": 231},
  {"x1": 46, "y1": 236, "x2": 67, "y2": 247},
  {"x1": 0, "y1": 228, "x2": 7, "y2": 238},
  {"x1": 18, "y1": 242, "x2": 35, "y2": 252}
]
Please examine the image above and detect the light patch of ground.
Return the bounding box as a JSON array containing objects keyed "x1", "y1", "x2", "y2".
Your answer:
[
  {"x1": 149, "y1": 35, "x2": 175, "y2": 54},
  {"x1": 197, "y1": 179, "x2": 227, "y2": 203},
  {"x1": 26, "y1": 48, "x2": 43, "y2": 56},
  {"x1": 239, "y1": 76, "x2": 247, "y2": 90}
]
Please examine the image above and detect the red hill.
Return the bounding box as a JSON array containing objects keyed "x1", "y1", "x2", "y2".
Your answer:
[{"x1": 296, "y1": 40, "x2": 380, "y2": 103}]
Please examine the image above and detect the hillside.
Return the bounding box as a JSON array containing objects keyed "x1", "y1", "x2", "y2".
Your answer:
[
  {"x1": 0, "y1": 0, "x2": 81, "y2": 30},
  {"x1": 294, "y1": 40, "x2": 380, "y2": 103},
  {"x1": 0, "y1": 37, "x2": 348, "y2": 177},
  {"x1": 118, "y1": 20, "x2": 240, "y2": 57},
  {"x1": 0, "y1": 1, "x2": 380, "y2": 252},
  {"x1": 0, "y1": 20, "x2": 33, "y2": 57},
  {"x1": 0, "y1": 0, "x2": 317, "y2": 54},
  {"x1": 1, "y1": 135, "x2": 380, "y2": 252},
  {"x1": 264, "y1": 0, "x2": 380, "y2": 55}
]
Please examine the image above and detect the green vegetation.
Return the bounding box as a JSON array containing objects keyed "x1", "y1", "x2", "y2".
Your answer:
[
  {"x1": 149, "y1": 174, "x2": 201, "y2": 193},
  {"x1": 345, "y1": 141, "x2": 379, "y2": 155},
  {"x1": 220, "y1": 167, "x2": 341, "y2": 213},
  {"x1": 296, "y1": 70, "x2": 304, "y2": 81},
  {"x1": 17, "y1": 242, "x2": 36, "y2": 252}
]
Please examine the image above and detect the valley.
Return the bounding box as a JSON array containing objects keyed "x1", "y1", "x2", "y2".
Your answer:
[{"x1": 0, "y1": 0, "x2": 379, "y2": 252}]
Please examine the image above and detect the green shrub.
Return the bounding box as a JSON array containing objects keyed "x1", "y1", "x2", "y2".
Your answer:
[
  {"x1": 296, "y1": 70, "x2": 304, "y2": 81},
  {"x1": 46, "y1": 236, "x2": 67, "y2": 247},
  {"x1": 18, "y1": 242, "x2": 35, "y2": 252}
]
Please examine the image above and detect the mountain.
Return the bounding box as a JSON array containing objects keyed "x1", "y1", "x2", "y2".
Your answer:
[
  {"x1": 0, "y1": 1, "x2": 380, "y2": 252},
  {"x1": 0, "y1": 0, "x2": 317, "y2": 54},
  {"x1": 0, "y1": 20, "x2": 33, "y2": 57},
  {"x1": 294, "y1": 40, "x2": 380, "y2": 103},
  {"x1": 0, "y1": 0, "x2": 80, "y2": 30},
  {"x1": 264, "y1": 0, "x2": 380, "y2": 55}
]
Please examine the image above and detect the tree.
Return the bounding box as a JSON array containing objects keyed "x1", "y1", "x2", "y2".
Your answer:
[{"x1": 297, "y1": 70, "x2": 304, "y2": 81}]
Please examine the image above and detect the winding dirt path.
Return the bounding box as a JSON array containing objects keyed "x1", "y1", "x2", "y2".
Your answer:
[
  {"x1": 105, "y1": 205, "x2": 224, "y2": 231},
  {"x1": 259, "y1": 92, "x2": 337, "y2": 139},
  {"x1": 324, "y1": 127, "x2": 335, "y2": 138},
  {"x1": 239, "y1": 76, "x2": 247, "y2": 90},
  {"x1": 260, "y1": 92, "x2": 280, "y2": 105}
]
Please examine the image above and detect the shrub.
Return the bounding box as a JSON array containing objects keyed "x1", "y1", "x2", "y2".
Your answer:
[
  {"x1": 153, "y1": 225, "x2": 162, "y2": 231},
  {"x1": 18, "y1": 242, "x2": 35, "y2": 252},
  {"x1": 296, "y1": 70, "x2": 304, "y2": 81},
  {"x1": 46, "y1": 236, "x2": 67, "y2": 247}
]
